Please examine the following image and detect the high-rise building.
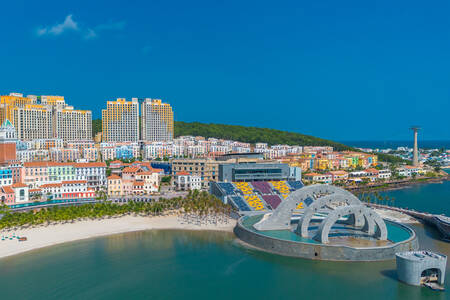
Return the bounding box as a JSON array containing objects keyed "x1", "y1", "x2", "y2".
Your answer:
[
  {"x1": 0, "y1": 93, "x2": 36, "y2": 123},
  {"x1": 55, "y1": 107, "x2": 92, "y2": 141},
  {"x1": 12, "y1": 104, "x2": 54, "y2": 140},
  {"x1": 102, "y1": 98, "x2": 139, "y2": 142},
  {"x1": 141, "y1": 98, "x2": 173, "y2": 142},
  {"x1": 0, "y1": 93, "x2": 92, "y2": 141}
]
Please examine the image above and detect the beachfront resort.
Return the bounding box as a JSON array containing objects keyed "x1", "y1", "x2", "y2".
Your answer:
[{"x1": 0, "y1": 91, "x2": 448, "y2": 292}]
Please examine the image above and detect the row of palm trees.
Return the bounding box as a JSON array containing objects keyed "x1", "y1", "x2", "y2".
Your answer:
[
  {"x1": 357, "y1": 191, "x2": 396, "y2": 207},
  {"x1": 0, "y1": 190, "x2": 231, "y2": 230}
]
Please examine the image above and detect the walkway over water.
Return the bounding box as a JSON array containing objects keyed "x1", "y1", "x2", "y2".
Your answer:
[{"x1": 368, "y1": 203, "x2": 450, "y2": 240}]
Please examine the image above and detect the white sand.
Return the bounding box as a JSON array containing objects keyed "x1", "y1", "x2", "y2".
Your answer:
[{"x1": 0, "y1": 215, "x2": 236, "y2": 259}]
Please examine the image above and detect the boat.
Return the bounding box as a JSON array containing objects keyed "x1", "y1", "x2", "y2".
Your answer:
[
  {"x1": 433, "y1": 215, "x2": 450, "y2": 240},
  {"x1": 423, "y1": 282, "x2": 445, "y2": 291},
  {"x1": 18, "y1": 237, "x2": 27, "y2": 242}
]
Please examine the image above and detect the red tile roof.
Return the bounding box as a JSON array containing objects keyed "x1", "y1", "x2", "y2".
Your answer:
[
  {"x1": 2, "y1": 186, "x2": 14, "y2": 194},
  {"x1": 123, "y1": 166, "x2": 140, "y2": 173},
  {"x1": 62, "y1": 180, "x2": 87, "y2": 185},
  {"x1": 176, "y1": 171, "x2": 190, "y2": 176},
  {"x1": 11, "y1": 182, "x2": 27, "y2": 188},
  {"x1": 74, "y1": 162, "x2": 106, "y2": 168},
  {"x1": 40, "y1": 183, "x2": 62, "y2": 188}
]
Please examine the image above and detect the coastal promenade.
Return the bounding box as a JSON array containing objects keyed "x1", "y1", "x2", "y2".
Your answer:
[
  {"x1": 367, "y1": 203, "x2": 450, "y2": 240},
  {"x1": 346, "y1": 175, "x2": 449, "y2": 192}
]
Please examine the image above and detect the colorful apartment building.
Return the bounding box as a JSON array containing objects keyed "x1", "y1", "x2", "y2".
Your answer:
[
  {"x1": 140, "y1": 98, "x2": 174, "y2": 142},
  {"x1": 1, "y1": 93, "x2": 92, "y2": 141},
  {"x1": 102, "y1": 98, "x2": 139, "y2": 142}
]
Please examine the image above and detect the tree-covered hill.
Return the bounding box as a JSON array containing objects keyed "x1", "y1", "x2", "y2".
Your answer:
[
  {"x1": 174, "y1": 121, "x2": 354, "y2": 151},
  {"x1": 92, "y1": 119, "x2": 407, "y2": 163}
]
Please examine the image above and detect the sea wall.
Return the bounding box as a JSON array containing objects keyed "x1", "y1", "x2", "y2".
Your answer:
[{"x1": 234, "y1": 219, "x2": 419, "y2": 261}]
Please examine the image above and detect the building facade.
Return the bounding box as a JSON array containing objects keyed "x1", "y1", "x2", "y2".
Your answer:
[
  {"x1": 102, "y1": 98, "x2": 139, "y2": 142},
  {"x1": 141, "y1": 98, "x2": 174, "y2": 142},
  {"x1": 1, "y1": 93, "x2": 92, "y2": 141}
]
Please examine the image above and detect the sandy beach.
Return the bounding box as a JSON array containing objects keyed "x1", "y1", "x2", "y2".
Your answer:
[{"x1": 0, "y1": 215, "x2": 236, "y2": 259}]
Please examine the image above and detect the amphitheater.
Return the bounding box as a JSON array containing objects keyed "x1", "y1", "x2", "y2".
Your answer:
[{"x1": 213, "y1": 181, "x2": 419, "y2": 261}]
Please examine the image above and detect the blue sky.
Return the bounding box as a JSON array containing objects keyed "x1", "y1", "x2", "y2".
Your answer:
[{"x1": 1, "y1": 0, "x2": 449, "y2": 141}]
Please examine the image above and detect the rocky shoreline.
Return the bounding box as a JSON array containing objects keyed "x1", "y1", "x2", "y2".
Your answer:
[{"x1": 346, "y1": 175, "x2": 449, "y2": 193}]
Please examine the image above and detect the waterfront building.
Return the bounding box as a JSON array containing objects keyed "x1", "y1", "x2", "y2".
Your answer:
[
  {"x1": 39, "y1": 180, "x2": 94, "y2": 200},
  {"x1": 10, "y1": 182, "x2": 29, "y2": 203},
  {"x1": 140, "y1": 98, "x2": 174, "y2": 142},
  {"x1": 74, "y1": 162, "x2": 107, "y2": 191},
  {"x1": 107, "y1": 174, "x2": 122, "y2": 197},
  {"x1": 171, "y1": 158, "x2": 219, "y2": 189},
  {"x1": 378, "y1": 169, "x2": 392, "y2": 179},
  {"x1": 106, "y1": 166, "x2": 160, "y2": 197},
  {"x1": 303, "y1": 173, "x2": 332, "y2": 184},
  {"x1": 174, "y1": 171, "x2": 201, "y2": 191},
  {"x1": 326, "y1": 170, "x2": 348, "y2": 183},
  {"x1": 102, "y1": 98, "x2": 139, "y2": 142},
  {"x1": 23, "y1": 161, "x2": 106, "y2": 190}
]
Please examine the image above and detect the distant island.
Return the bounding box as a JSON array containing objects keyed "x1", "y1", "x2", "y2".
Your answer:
[{"x1": 91, "y1": 119, "x2": 406, "y2": 163}]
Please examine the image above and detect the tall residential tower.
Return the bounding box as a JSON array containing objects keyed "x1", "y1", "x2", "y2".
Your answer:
[
  {"x1": 0, "y1": 93, "x2": 92, "y2": 141},
  {"x1": 141, "y1": 98, "x2": 173, "y2": 142},
  {"x1": 101, "y1": 98, "x2": 139, "y2": 142}
]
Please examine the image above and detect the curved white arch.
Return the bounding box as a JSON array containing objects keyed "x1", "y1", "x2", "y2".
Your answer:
[
  {"x1": 296, "y1": 192, "x2": 363, "y2": 237},
  {"x1": 314, "y1": 205, "x2": 388, "y2": 243},
  {"x1": 254, "y1": 184, "x2": 361, "y2": 231}
]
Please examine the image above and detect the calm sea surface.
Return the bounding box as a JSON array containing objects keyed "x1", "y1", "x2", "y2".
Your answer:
[
  {"x1": 0, "y1": 181, "x2": 449, "y2": 299},
  {"x1": 342, "y1": 140, "x2": 450, "y2": 149}
]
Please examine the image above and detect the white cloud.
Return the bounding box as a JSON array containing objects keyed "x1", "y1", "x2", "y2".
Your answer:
[
  {"x1": 83, "y1": 28, "x2": 97, "y2": 40},
  {"x1": 35, "y1": 15, "x2": 125, "y2": 40},
  {"x1": 37, "y1": 15, "x2": 79, "y2": 36}
]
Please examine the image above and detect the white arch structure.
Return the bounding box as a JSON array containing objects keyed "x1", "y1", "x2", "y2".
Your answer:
[
  {"x1": 253, "y1": 184, "x2": 388, "y2": 244},
  {"x1": 254, "y1": 184, "x2": 362, "y2": 231},
  {"x1": 313, "y1": 205, "x2": 387, "y2": 243}
]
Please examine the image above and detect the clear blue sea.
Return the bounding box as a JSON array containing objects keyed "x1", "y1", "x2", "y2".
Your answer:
[{"x1": 342, "y1": 140, "x2": 450, "y2": 149}]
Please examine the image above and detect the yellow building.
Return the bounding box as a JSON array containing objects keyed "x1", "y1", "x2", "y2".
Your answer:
[
  {"x1": 55, "y1": 107, "x2": 92, "y2": 141},
  {"x1": 102, "y1": 98, "x2": 139, "y2": 142},
  {"x1": 107, "y1": 174, "x2": 123, "y2": 196},
  {"x1": 1, "y1": 93, "x2": 92, "y2": 141},
  {"x1": 12, "y1": 105, "x2": 53, "y2": 140},
  {"x1": 0, "y1": 93, "x2": 36, "y2": 123},
  {"x1": 141, "y1": 98, "x2": 174, "y2": 141}
]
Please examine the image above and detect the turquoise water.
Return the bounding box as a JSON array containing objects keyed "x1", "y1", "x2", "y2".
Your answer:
[
  {"x1": 0, "y1": 181, "x2": 449, "y2": 299},
  {"x1": 377, "y1": 179, "x2": 450, "y2": 216},
  {"x1": 241, "y1": 215, "x2": 413, "y2": 244}
]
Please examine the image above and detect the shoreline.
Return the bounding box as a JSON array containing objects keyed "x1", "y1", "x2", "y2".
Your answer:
[
  {"x1": 346, "y1": 176, "x2": 449, "y2": 193},
  {"x1": 0, "y1": 214, "x2": 236, "y2": 260}
]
